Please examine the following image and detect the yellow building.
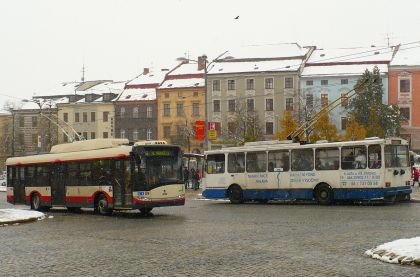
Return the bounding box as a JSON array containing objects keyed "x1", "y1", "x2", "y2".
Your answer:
[
  {"x1": 0, "y1": 112, "x2": 12, "y2": 170},
  {"x1": 157, "y1": 61, "x2": 205, "y2": 153}
]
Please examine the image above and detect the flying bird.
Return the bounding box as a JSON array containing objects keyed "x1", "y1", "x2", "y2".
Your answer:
[{"x1": 234, "y1": 16, "x2": 239, "y2": 19}]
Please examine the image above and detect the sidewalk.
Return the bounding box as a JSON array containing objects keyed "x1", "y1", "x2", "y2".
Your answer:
[{"x1": 411, "y1": 185, "x2": 420, "y2": 202}]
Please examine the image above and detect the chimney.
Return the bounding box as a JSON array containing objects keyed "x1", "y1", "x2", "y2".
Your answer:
[
  {"x1": 197, "y1": 56, "x2": 207, "y2": 71},
  {"x1": 143, "y1": 68, "x2": 149, "y2": 75}
]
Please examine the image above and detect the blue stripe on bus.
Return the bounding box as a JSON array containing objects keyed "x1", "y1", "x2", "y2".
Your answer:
[{"x1": 202, "y1": 186, "x2": 411, "y2": 201}]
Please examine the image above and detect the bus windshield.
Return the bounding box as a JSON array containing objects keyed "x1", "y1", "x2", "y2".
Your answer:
[{"x1": 385, "y1": 145, "x2": 409, "y2": 168}]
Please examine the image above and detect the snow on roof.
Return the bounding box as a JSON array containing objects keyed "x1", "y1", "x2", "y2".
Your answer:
[
  {"x1": 19, "y1": 98, "x2": 66, "y2": 110},
  {"x1": 306, "y1": 46, "x2": 393, "y2": 64},
  {"x1": 225, "y1": 43, "x2": 307, "y2": 60},
  {"x1": 391, "y1": 44, "x2": 420, "y2": 66},
  {"x1": 168, "y1": 62, "x2": 204, "y2": 76},
  {"x1": 115, "y1": 88, "x2": 156, "y2": 101},
  {"x1": 126, "y1": 70, "x2": 168, "y2": 86},
  {"x1": 301, "y1": 63, "x2": 388, "y2": 77},
  {"x1": 82, "y1": 81, "x2": 126, "y2": 94},
  {"x1": 159, "y1": 78, "x2": 204, "y2": 89},
  {"x1": 208, "y1": 59, "x2": 302, "y2": 75},
  {"x1": 43, "y1": 82, "x2": 81, "y2": 96}
]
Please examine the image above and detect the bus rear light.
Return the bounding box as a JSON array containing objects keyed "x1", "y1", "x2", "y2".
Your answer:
[{"x1": 385, "y1": 182, "x2": 391, "y2": 187}]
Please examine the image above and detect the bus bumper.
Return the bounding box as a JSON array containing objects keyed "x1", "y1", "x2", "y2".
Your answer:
[{"x1": 132, "y1": 197, "x2": 185, "y2": 209}]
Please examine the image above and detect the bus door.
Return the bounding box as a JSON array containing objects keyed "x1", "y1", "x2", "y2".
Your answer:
[
  {"x1": 51, "y1": 164, "x2": 65, "y2": 205},
  {"x1": 14, "y1": 167, "x2": 26, "y2": 204},
  {"x1": 227, "y1": 153, "x2": 246, "y2": 189},
  {"x1": 267, "y1": 150, "x2": 291, "y2": 191},
  {"x1": 113, "y1": 159, "x2": 132, "y2": 208}
]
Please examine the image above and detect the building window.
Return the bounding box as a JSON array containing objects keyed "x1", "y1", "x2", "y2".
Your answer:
[
  {"x1": 341, "y1": 117, "x2": 348, "y2": 131},
  {"x1": 83, "y1": 132, "x2": 88, "y2": 140},
  {"x1": 147, "y1": 128, "x2": 152, "y2": 140},
  {"x1": 306, "y1": 80, "x2": 313, "y2": 86},
  {"x1": 247, "y1": 99, "x2": 254, "y2": 112},
  {"x1": 75, "y1": 113, "x2": 80, "y2": 123},
  {"x1": 227, "y1": 80, "x2": 236, "y2": 90},
  {"x1": 285, "y1": 77, "x2": 293, "y2": 89},
  {"x1": 306, "y1": 94, "x2": 314, "y2": 110},
  {"x1": 165, "y1": 92, "x2": 169, "y2": 98},
  {"x1": 63, "y1": 113, "x2": 68, "y2": 122},
  {"x1": 133, "y1": 107, "x2": 139, "y2": 118},
  {"x1": 19, "y1": 116, "x2": 25, "y2": 127},
  {"x1": 265, "y1": 78, "x2": 274, "y2": 89},
  {"x1": 91, "y1": 112, "x2": 96, "y2": 122},
  {"x1": 83, "y1": 112, "x2": 88, "y2": 122},
  {"x1": 213, "y1": 100, "x2": 221, "y2": 112},
  {"x1": 133, "y1": 129, "x2": 138, "y2": 141},
  {"x1": 341, "y1": 79, "x2": 348, "y2": 85},
  {"x1": 193, "y1": 91, "x2": 198, "y2": 97},
  {"x1": 177, "y1": 103, "x2": 184, "y2": 116},
  {"x1": 212, "y1": 80, "x2": 221, "y2": 91},
  {"x1": 321, "y1": 93, "x2": 328, "y2": 107},
  {"x1": 286, "y1": 98, "x2": 293, "y2": 111},
  {"x1": 178, "y1": 91, "x2": 183, "y2": 98},
  {"x1": 341, "y1": 93, "x2": 348, "y2": 107},
  {"x1": 147, "y1": 106, "x2": 152, "y2": 118},
  {"x1": 103, "y1": 111, "x2": 109, "y2": 122},
  {"x1": 400, "y1": 79, "x2": 411, "y2": 93},
  {"x1": 321, "y1": 80, "x2": 328, "y2": 86},
  {"x1": 163, "y1": 126, "x2": 171, "y2": 138},
  {"x1": 91, "y1": 132, "x2": 96, "y2": 139},
  {"x1": 400, "y1": 107, "x2": 410, "y2": 121},
  {"x1": 32, "y1": 116, "x2": 37, "y2": 127},
  {"x1": 103, "y1": 132, "x2": 108, "y2": 138},
  {"x1": 120, "y1": 107, "x2": 125, "y2": 118},
  {"x1": 163, "y1": 103, "x2": 170, "y2": 117},
  {"x1": 266, "y1": 122, "x2": 274, "y2": 135},
  {"x1": 228, "y1": 99, "x2": 236, "y2": 112},
  {"x1": 246, "y1": 79, "x2": 255, "y2": 90},
  {"x1": 192, "y1": 103, "x2": 199, "y2": 116},
  {"x1": 120, "y1": 129, "x2": 125, "y2": 139},
  {"x1": 266, "y1": 98, "x2": 273, "y2": 111}
]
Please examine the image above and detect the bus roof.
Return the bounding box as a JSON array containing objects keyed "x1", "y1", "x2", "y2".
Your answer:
[
  {"x1": 204, "y1": 138, "x2": 408, "y2": 155},
  {"x1": 50, "y1": 138, "x2": 129, "y2": 154}
]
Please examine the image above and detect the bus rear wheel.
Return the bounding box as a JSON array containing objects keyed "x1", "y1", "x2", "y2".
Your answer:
[
  {"x1": 30, "y1": 193, "x2": 41, "y2": 211},
  {"x1": 315, "y1": 184, "x2": 333, "y2": 205},
  {"x1": 96, "y1": 195, "x2": 112, "y2": 216},
  {"x1": 228, "y1": 185, "x2": 244, "y2": 204}
]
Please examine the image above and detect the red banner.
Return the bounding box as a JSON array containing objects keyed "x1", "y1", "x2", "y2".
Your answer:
[{"x1": 195, "y1": 121, "x2": 205, "y2": 140}]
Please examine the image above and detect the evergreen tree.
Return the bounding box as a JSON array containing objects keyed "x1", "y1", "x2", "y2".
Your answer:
[{"x1": 348, "y1": 66, "x2": 404, "y2": 137}]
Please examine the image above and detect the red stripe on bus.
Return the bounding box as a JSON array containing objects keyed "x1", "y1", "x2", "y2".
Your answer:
[
  {"x1": 25, "y1": 191, "x2": 51, "y2": 202},
  {"x1": 66, "y1": 191, "x2": 112, "y2": 203},
  {"x1": 7, "y1": 154, "x2": 129, "y2": 167}
]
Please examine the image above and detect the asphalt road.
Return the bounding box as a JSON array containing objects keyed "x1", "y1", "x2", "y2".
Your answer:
[{"x1": 1, "y1": 191, "x2": 420, "y2": 276}]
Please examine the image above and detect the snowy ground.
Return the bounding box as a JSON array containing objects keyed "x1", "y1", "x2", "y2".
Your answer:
[
  {"x1": 0, "y1": 209, "x2": 45, "y2": 225},
  {"x1": 366, "y1": 237, "x2": 420, "y2": 266}
]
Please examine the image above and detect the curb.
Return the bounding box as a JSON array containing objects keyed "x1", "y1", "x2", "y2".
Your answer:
[{"x1": 0, "y1": 217, "x2": 41, "y2": 226}]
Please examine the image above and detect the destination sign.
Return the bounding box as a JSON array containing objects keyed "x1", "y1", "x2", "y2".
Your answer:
[{"x1": 144, "y1": 150, "x2": 175, "y2": 157}]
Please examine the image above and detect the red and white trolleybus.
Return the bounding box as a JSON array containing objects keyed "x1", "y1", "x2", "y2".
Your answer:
[{"x1": 6, "y1": 139, "x2": 185, "y2": 215}]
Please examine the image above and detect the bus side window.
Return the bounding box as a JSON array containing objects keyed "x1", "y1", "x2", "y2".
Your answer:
[
  {"x1": 27, "y1": 166, "x2": 36, "y2": 185},
  {"x1": 368, "y1": 144, "x2": 382, "y2": 169},
  {"x1": 206, "y1": 154, "x2": 225, "y2": 174},
  {"x1": 268, "y1": 150, "x2": 289, "y2": 172},
  {"x1": 315, "y1": 148, "x2": 339, "y2": 170},
  {"x1": 291, "y1": 149, "x2": 313, "y2": 171},
  {"x1": 67, "y1": 163, "x2": 79, "y2": 186},
  {"x1": 228, "y1": 153, "x2": 245, "y2": 173},
  {"x1": 80, "y1": 162, "x2": 92, "y2": 186},
  {"x1": 246, "y1": 152, "x2": 267, "y2": 173}
]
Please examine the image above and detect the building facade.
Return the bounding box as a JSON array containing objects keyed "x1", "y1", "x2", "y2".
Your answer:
[
  {"x1": 157, "y1": 60, "x2": 205, "y2": 153},
  {"x1": 206, "y1": 44, "x2": 313, "y2": 148},
  {"x1": 300, "y1": 47, "x2": 392, "y2": 133},
  {"x1": 389, "y1": 45, "x2": 420, "y2": 151}
]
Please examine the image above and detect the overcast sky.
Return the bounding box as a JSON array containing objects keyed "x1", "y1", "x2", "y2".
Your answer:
[{"x1": 1, "y1": 0, "x2": 419, "y2": 108}]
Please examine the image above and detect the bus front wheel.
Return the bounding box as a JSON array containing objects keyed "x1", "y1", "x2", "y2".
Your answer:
[
  {"x1": 96, "y1": 195, "x2": 112, "y2": 216},
  {"x1": 314, "y1": 184, "x2": 333, "y2": 205},
  {"x1": 228, "y1": 185, "x2": 244, "y2": 204},
  {"x1": 30, "y1": 193, "x2": 41, "y2": 211}
]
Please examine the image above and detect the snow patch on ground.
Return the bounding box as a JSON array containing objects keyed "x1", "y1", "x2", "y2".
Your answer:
[
  {"x1": 366, "y1": 237, "x2": 420, "y2": 266},
  {"x1": 0, "y1": 209, "x2": 45, "y2": 224}
]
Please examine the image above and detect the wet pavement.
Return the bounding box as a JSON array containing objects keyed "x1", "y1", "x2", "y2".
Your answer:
[{"x1": 1, "y1": 189, "x2": 420, "y2": 276}]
